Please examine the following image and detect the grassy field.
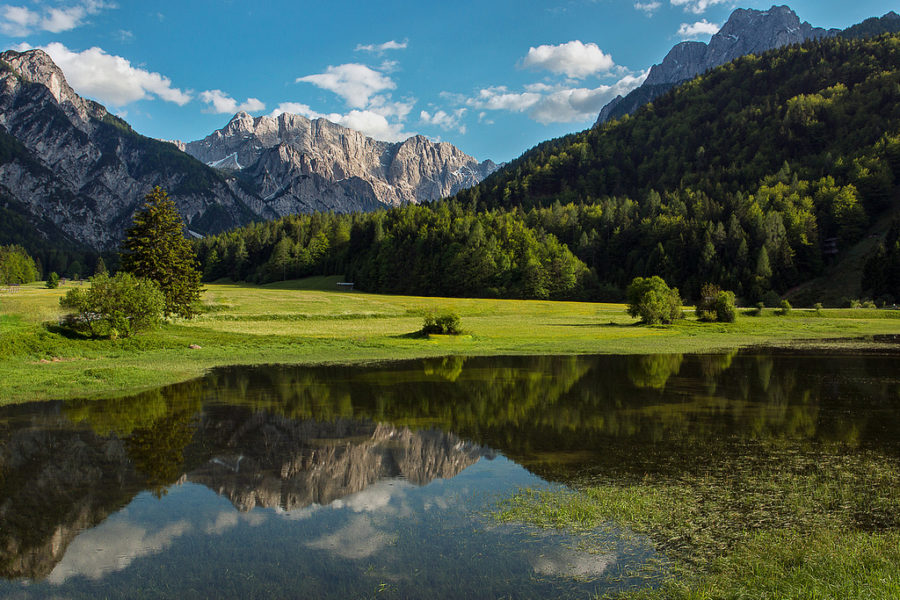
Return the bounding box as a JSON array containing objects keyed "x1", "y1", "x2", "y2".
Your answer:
[{"x1": 1, "y1": 275, "x2": 899, "y2": 404}]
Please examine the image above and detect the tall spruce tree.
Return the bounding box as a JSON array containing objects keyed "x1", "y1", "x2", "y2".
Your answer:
[{"x1": 121, "y1": 187, "x2": 202, "y2": 317}]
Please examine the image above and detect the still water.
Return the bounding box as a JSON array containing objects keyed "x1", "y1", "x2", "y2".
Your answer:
[{"x1": 1, "y1": 351, "x2": 898, "y2": 598}]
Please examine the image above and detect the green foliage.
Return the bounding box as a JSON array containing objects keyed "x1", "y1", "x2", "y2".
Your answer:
[
  {"x1": 778, "y1": 299, "x2": 793, "y2": 316},
  {"x1": 762, "y1": 290, "x2": 782, "y2": 308},
  {"x1": 626, "y1": 276, "x2": 683, "y2": 324},
  {"x1": 755, "y1": 302, "x2": 765, "y2": 316},
  {"x1": 715, "y1": 290, "x2": 738, "y2": 323},
  {"x1": 696, "y1": 282, "x2": 721, "y2": 322},
  {"x1": 59, "y1": 272, "x2": 164, "y2": 338},
  {"x1": 421, "y1": 311, "x2": 462, "y2": 335},
  {"x1": 45, "y1": 272, "x2": 59, "y2": 289},
  {"x1": 0, "y1": 244, "x2": 38, "y2": 285},
  {"x1": 452, "y1": 34, "x2": 900, "y2": 300},
  {"x1": 121, "y1": 187, "x2": 202, "y2": 318},
  {"x1": 814, "y1": 302, "x2": 824, "y2": 315},
  {"x1": 196, "y1": 203, "x2": 588, "y2": 300},
  {"x1": 863, "y1": 219, "x2": 900, "y2": 300}
]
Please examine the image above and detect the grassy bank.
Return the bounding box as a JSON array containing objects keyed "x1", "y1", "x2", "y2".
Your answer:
[{"x1": 1, "y1": 276, "x2": 899, "y2": 404}]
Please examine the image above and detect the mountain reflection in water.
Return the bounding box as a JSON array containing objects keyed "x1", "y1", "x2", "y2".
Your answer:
[{"x1": 0, "y1": 351, "x2": 898, "y2": 598}]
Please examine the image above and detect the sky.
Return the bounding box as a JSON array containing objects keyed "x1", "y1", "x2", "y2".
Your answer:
[{"x1": 0, "y1": 1, "x2": 896, "y2": 163}]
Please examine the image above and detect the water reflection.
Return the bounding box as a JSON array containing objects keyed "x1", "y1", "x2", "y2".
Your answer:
[{"x1": 0, "y1": 350, "x2": 898, "y2": 597}]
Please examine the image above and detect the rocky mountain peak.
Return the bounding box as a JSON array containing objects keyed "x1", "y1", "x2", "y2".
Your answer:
[
  {"x1": 0, "y1": 49, "x2": 105, "y2": 128},
  {"x1": 180, "y1": 109, "x2": 497, "y2": 213},
  {"x1": 598, "y1": 5, "x2": 838, "y2": 125}
]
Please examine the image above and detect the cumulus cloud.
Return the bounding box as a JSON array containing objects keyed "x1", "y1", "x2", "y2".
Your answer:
[
  {"x1": 269, "y1": 102, "x2": 412, "y2": 142},
  {"x1": 634, "y1": 2, "x2": 661, "y2": 15},
  {"x1": 678, "y1": 19, "x2": 721, "y2": 38},
  {"x1": 199, "y1": 89, "x2": 265, "y2": 114},
  {"x1": 466, "y1": 86, "x2": 541, "y2": 112},
  {"x1": 47, "y1": 519, "x2": 191, "y2": 584},
  {"x1": 419, "y1": 108, "x2": 467, "y2": 133},
  {"x1": 14, "y1": 42, "x2": 191, "y2": 106},
  {"x1": 466, "y1": 71, "x2": 647, "y2": 124},
  {"x1": 355, "y1": 39, "x2": 408, "y2": 54},
  {"x1": 297, "y1": 63, "x2": 395, "y2": 109},
  {"x1": 306, "y1": 516, "x2": 395, "y2": 560},
  {"x1": 670, "y1": 0, "x2": 728, "y2": 15},
  {"x1": 521, "y1": 40, "x2": 615, "y2": 79},
  {"x1": 0, "y1": 1, "x2": 112, "y2": 36}
]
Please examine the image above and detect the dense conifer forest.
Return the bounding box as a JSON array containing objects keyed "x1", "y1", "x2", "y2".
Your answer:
[{"x1": 197, "y1": 33, "x2": 900, "y2": 303}]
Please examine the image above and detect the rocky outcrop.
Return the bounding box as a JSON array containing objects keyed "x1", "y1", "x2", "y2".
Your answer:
[
  {"x1": 0, "y1": 49, "x2": 268, "y2": 250},
  {"x1": 187, "y1": 412, "x2": 486, "y2": 512},
  {"x1": 596, "y1": 5, "x2": 837, "y2": 126},
  {"x1": 177, "y1": 112, "x2": 498, "y2": 215}
]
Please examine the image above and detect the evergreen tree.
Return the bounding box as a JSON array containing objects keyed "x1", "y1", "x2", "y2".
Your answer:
[{"x1": 121, "y1": 187, "x2": 202, "y2": 318}]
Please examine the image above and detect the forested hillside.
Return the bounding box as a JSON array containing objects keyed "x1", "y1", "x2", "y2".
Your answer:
[{"x1": 199, "y1": 33, "x2": 900, "y2": 303}]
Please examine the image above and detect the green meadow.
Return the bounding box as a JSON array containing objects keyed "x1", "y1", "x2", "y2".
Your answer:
[{"x1": 1, "y1": 275, "x2": 899, "y2": 404}]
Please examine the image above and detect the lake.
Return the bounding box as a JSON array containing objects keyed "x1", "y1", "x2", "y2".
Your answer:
[{"x1": 1, "y1": 351, "x2": 898, "y2": 598}]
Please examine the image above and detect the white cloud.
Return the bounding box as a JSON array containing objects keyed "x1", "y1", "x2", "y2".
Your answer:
[
  {"x1": 14, "y1": 42, "x2": 191, "y2": 106},
  {"x1": 670, "y1": 0, "x2": 728, "y2": 15},
  {"x1": 199, "y1": 89, "x2": 265, "y2": 114},
  {"x1": 465, "y1": 71, "x2": 647, "y2": 124},
  {"x1": 634, "y1": 2, "x2": 661, "y2": 15},
  {"x1": 521, "y1": 40, "x2": 615, "y2": 79},
  {"x1": 467, "y1": 86, "x2": 542, "y2": 112},
  {"x1": 355, "y1": 39, "x2": 408, "y2": 54},
  {"x1": 306, "y1": 515, "x2": 395, "y2": 560},
  {"x1": 0, "y1": 1, "x2": 112, "y2": 36},
  {"x1": 678, "y1": 19, "x2": 721, "y2": 38},
  {"x1": 297, "y1": 63, "x2": 395, "y2": 108},
  {"x1": 269, "y1": 103, "x2": 412, "y2": 142},
  {"x1": 419, "y1": 108, "x2": 467, "y2": 134},
  {"x1": 47, "y1": 519, "x2": 191, "y2": 584}
]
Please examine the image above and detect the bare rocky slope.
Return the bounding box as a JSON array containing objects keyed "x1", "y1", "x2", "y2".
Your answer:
[{"x1": 175, "y1": 111, "x2": 498, "y2": 214}]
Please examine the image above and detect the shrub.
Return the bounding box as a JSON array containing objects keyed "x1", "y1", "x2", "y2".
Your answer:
[
  {"x1": 0, "y1": 245, "x2": 39, "y2": 285},
  {"x1": 762, "y1": 290, "x2": 782, "y2": 308},
  {"x1": 814, "y1": 302, "x2": 824, "y2": 315},
  {"x1": 715, "y1": 291, "x2": 738, "y2": 323},
  {"x1": 60, "y1": 272, "x2": 164, "y2": 338},
  {"x1": 755, "y1": 302, "x2": 765, "y2": 316},
  {"x1": 696, "y1": 283, "x2": 721, "y2": 322},
  {"x1": 626, "y1": 276, "x2": 683, "y2": 325},
  {"x1": 46, "y1": 272, "x2": 59, "y2": 289},
  {"x1": 422, "y1": 311, "x2": 462, "y2": 335},
  {"x1": 861, "y1": 299, "x2": 877, "y2": 309},
  {"x1": 777, "y1": 299, "x2": 792, "y2": 316}
]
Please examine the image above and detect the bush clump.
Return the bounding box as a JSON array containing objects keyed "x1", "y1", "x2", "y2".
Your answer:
[
  {"x1": 715, "y1": 290, "x2": 738, "y2": 323},
  {"x1": 45, "y1": 272, "x2": 59, "y2": 289},
  {"x1": 421, "y1": 311, "x2": 462, "y2": 335},
  {"x1": 626, "y1": 276, "x2": 683, "y2": 325},
  {"x1": 777, "y1": 299, "x2": 792, "y2": 316},
  {"x1": 60, "y1": 272, "x2": 164, "y2": 338}
]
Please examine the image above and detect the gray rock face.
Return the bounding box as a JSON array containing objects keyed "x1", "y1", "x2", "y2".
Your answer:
[
  {"x1": 596, "y1": 5, "x2": 837, "y2": 125},
  {"x1": 177, "y1": 111, "x2": 498, "y2": 216},
  {"x1": 0, "y1": 49, "x2": 266, "y2": 250},
  {"x1": 187, "y1": 413, "x2": 486, "y2": 512}
]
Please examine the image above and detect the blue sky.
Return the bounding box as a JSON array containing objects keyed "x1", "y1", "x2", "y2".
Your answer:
[{"x1": 0, "y1": 1, "x2": 896, "y2": 162}]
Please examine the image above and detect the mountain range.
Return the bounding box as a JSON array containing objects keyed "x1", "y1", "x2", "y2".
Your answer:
[{"x1": 0, "y1": 50, "x2": 496, "y2": 251}]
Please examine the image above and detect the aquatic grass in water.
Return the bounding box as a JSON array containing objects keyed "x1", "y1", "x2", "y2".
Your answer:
[{"x1": 495, "y1": 444, "x2": 900, "y2": 599}]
